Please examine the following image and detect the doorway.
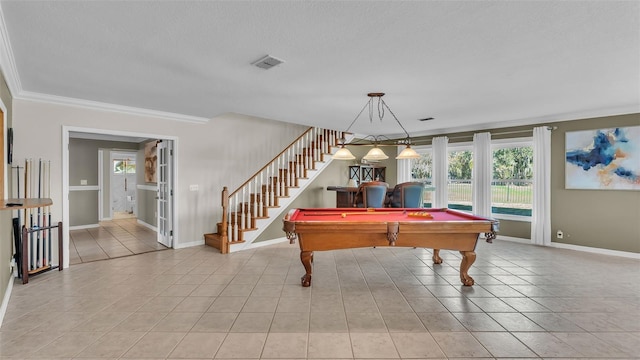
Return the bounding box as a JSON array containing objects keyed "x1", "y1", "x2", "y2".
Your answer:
[
  {"x1": 110, "y1": 151, "x2": 137, "y2": 219},
  {"x1": 62, "y1": 126, "x2": 178, "y2": 269}
]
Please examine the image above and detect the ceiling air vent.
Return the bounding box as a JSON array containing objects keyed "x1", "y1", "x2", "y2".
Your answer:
[{"x1": 251, "y1": 55, "x2": 284, "y2": 70}]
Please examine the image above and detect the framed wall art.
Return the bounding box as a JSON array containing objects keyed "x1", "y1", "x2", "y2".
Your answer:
[
  {"x1": 565, "y1": 126, "x2": 640, "y2": 190},
  {"x1": 144, "y1": 140, "x2": 158, "y2": 183}
]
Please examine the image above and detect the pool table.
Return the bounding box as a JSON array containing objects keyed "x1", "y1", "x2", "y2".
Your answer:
[{"x1": 282, "y1": 208, "x2": 498, "y2": 287}]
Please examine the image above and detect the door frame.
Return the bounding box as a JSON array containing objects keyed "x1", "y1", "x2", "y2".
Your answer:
[
  {"x1": 62, "y1": 126, "x2": 179, "y2": 269},
  {"x1": 109, "y1": 150, "x2": 138, "y2": 219}
]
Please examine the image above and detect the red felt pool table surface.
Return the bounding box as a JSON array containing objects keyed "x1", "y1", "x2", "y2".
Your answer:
[
  {"x1": 287, "y1": 207, "x2": 490, "y2": 222},
  {"x1": 283, "y1": 208, "x2": 498, "y2": 287}
]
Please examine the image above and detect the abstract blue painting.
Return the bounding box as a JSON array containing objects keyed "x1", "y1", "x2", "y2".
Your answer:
[{"x1": 565, "y1": 126, "x2": 640, "y2": 190}]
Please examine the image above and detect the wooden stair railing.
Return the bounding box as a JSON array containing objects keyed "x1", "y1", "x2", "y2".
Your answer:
[{"x1": 204, "y1": 127, "x2": 345, "y2": 253}]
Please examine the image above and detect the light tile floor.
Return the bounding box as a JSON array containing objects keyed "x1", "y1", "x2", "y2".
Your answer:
[
  {"x1": 69, "y1": 218, "x2": 167, "y2": 264},
  {"x1": 1, "y1": 239, "x2": 639, "y2": 359}
]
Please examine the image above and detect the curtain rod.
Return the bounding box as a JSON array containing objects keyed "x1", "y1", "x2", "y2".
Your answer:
[
  {"x1": 411, "y1": 126, "x2": 558, "y2": 144},
  {"x1": 350, "y1": 126, "x2": 558, "y2": 146}
]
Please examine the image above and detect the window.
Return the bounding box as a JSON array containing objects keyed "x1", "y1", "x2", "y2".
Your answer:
[
  {"x1": 113, "y1": 159, "x2": 136, "y2": 174},
  {"x1": 406, "y1": 138, "x2": 533, "y2": 216},
  {"x1": 447, "y1": 144, "x2": 473, "y2": 212},
  {"x1": 410, "y1": 148, "x2": 433, "y2": 207},
  {"x1": 491, "y1": 138, "x2": 533, "y2": 217}
]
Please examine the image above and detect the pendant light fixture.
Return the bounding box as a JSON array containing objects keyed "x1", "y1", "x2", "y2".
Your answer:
[{"x1": 333, "y1": 93, "x2": 422, "y2": 161}]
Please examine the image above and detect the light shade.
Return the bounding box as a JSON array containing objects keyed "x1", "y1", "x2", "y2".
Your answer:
[
  {"x1": 362, "y1": 146, "x2": 389, "y2": 161},
  {"x1": 333, "y1": 146, "x2": 356, "y2": 160},
  {"x1": 396, "y1": 145, "x2": 421, "y2": 159}
]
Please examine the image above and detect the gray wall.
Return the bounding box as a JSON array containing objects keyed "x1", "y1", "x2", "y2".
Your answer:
[
  {"x1": 69, "y1": 138, "x2": 139, "y2": 226},
  {"x1": 137, "y1": 188, "x2": 157, "y2": 227},
  {"x1": 550, "y1": 113, "x2": 640, "y2": 252}
]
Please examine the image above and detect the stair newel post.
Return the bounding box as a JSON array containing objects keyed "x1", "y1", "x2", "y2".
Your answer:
[{"x1": 221, "y1": 186, "x2": 229, "y2": 253}]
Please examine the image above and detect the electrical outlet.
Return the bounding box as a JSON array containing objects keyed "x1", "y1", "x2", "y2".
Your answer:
[
  {"x1": 556, "y1": 230, "x2": 564, "y2": 239},
  {"x1": 189, "y1": 184, "x2": 199, "y2": 191}
]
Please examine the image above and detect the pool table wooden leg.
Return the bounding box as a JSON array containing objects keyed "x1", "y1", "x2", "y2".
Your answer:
[
  {"x1": 459, "y1": 251, "x2": 476, "y2": 286},
  {"x1": 432, "y1": 249, "x2": 443, "y2": 264},
  {"x1": 300, "y1": 250, "x2": 313, "y2": 287}
]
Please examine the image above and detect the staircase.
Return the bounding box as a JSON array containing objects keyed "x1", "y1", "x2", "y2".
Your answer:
[{"x1": 204, "y1": 127, "x2": 348, "y2": 253}]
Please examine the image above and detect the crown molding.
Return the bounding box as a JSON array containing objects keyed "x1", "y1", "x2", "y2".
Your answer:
[
  {"x1": 1, "y1": 3, "x2": 209, "y2": 124},
  {"x1": 16, "y1": 91, "x2": 210, "y2": 124},
  {"x1": 409, "y1": 104, "x2": 640, "y2": 139},
  {"x1": 0, "y1": 3, "x2": 22, "y2": 96}
]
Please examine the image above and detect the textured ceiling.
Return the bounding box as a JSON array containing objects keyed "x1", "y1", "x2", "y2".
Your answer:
[{"x1": 1, "y1": 1, "x2": 638, "y2": 138}]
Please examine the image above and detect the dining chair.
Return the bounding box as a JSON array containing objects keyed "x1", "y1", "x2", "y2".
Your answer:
[
  {"x1": 389, "y1": 182, "x2": 425, "y2": 208},
  {"x1": 353, "y1": 181, "x2": 389, "y2": 208}
]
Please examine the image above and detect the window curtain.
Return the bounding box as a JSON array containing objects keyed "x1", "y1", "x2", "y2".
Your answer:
[
  {"x1": 432, "y1": 136, "x2": 449, "y2": 208},
  {"x1": 396, "y1": 148, "x2": 413, "y2": 184},
  {"x1": 531, "y1": 126, "x2": 552, "y2": 246},
  {"x1": 472, "y1": 132, "x2": 492, "y2": 217}
]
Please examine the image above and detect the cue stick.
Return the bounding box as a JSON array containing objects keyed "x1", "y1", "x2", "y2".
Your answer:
[
  {"x1": 303, "y1": 211, "x2": 392, "y2": 217},
  {"x1": 37, "y1": 158, "x2": 41, "y2": 268},
  {"x1": 48, "y1": 161, "x2": 52, "y2": 267},
  {"x1": 42, "y1": 161, "x2": 48, "y2": 266},
  {"x1": 13, "y1": 165, "x2": 22, "y2": 278}
]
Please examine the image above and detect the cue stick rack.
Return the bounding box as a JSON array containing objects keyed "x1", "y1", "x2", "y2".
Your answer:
[{"x1": 0, "y1": 158, "x2": 63, "y2": 284}]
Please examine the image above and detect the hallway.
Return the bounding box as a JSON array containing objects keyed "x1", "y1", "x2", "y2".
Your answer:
[{"x1": 69, "y1": 218, "x2": 167, "y2": 264}]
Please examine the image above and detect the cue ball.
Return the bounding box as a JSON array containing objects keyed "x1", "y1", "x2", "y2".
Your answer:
[{"x1": 341, "y1": 213, "x2": 346, "y2": 218}]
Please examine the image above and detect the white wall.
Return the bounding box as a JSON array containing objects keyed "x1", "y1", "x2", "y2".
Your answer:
[{"x1": 12, "y1": 99, "x2": 308, "y2": 257}]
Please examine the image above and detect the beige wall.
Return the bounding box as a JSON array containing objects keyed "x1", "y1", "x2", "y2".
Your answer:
[
  {"x1": 69, "y1": 138, "x2": 140, "y2": 226},
  {"x1": 11, "y1": 100, "x2": 308, "y2": 266}
]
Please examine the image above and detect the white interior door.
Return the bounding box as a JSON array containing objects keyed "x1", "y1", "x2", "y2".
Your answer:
[
  {"x1": 157, "y1": 140, "x2": 173, "y2": 247},
  {"x1": 110, "y1": 151, "x2": 137, "y2": 218}
]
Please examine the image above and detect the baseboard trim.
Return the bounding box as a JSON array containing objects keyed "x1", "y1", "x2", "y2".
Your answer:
[
  {"x1": 175, "y1": 239, "x2": 204, "y2": 249},
  {"x1": 549, "y1": 241, "x2": 640, "y2": 259},
  {"x1": 136, "y1": 219, "x2": 157, "y2": 232},
  {"x1": 0, "y1": 273, "x2": 15, "y2": 327},
  {"x1": 496, "y1": 235, "x2": 640, "y2": 259},
  {"x1": 69, "y1": 224, "x2": 100, "y2": 230},
  {"x1": 242, "y1": 237, "x2": 289, "y2": 250}
]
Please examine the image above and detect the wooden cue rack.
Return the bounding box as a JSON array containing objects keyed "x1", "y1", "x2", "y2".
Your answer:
[{"x1": 1, "y1": 198, "x2": 63, "y2": 284}]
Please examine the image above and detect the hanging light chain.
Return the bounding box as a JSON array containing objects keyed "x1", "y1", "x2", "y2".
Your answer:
[{"x1": 380, "y1": 98, "x2": 411, "y2": 142}]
